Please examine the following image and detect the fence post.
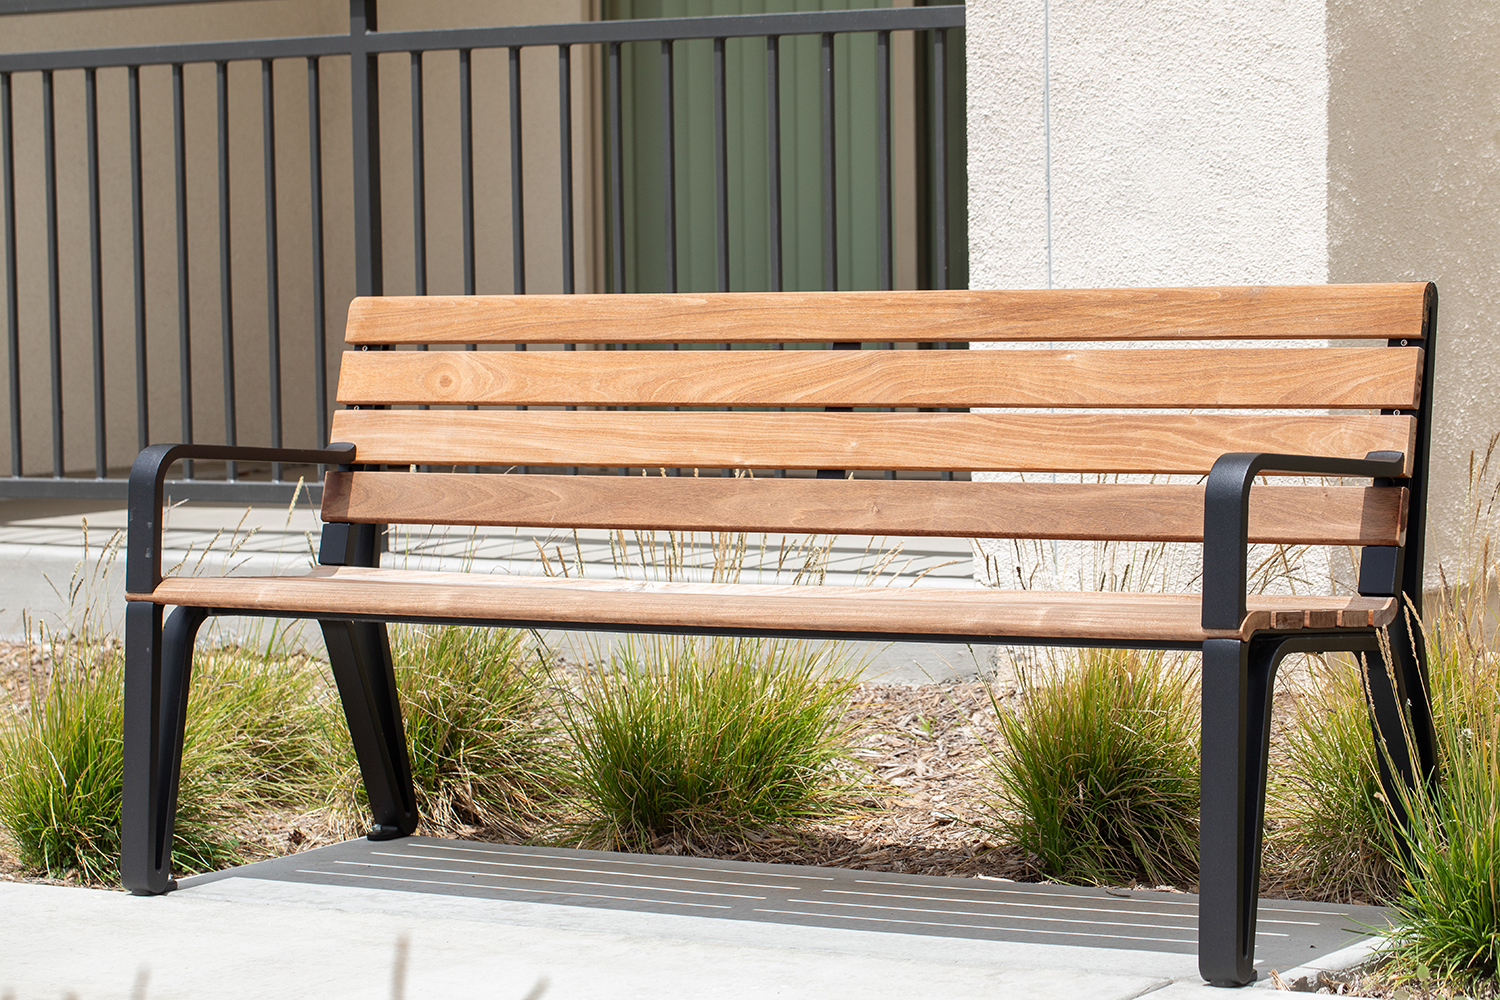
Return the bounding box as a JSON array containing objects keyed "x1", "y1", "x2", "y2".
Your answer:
[{"x1": 350, "y1": 0, "x2": 383, "y2": 297}]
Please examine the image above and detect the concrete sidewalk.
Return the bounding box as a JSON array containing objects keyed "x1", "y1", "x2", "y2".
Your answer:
[{"x1": 1, "y1": 839, "x2": 1388, "y2": 1000}]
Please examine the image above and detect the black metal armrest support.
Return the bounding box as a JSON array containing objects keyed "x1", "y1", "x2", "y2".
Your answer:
[
  {"x1": 126, "y1": 442, "x2": 357, "y2": 595},
  {"x1": 1201, "y1": 450, "x2": 1407, "y2": 631}
]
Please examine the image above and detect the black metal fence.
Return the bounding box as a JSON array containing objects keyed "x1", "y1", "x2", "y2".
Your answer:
[{"x1": 0, "y1": 0, "x2": 966, "y2": 502}]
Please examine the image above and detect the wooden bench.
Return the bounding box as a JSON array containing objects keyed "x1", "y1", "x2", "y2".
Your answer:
[{"x1": 121, "y1": 284, "x2": 1440, "y2": 987}]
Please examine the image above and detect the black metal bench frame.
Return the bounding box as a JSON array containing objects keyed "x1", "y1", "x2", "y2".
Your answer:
[{"x1": 120, "y1": 288, "x2": 1441, "y2": 988}]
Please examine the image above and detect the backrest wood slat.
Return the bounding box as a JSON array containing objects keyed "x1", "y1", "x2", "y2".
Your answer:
[
  {"x1": 329, "y1": 410, "x2": 1416, "y2": 476},
  {"x1": 320, "y1": 472, "x2": 1407, "y2": 547},
  {"x1": 344, "y1": 285, "x2": 1430, "y2": 345},
  {"x1": 335, "y1": 347, "x2": 1423, "y2": 410}
]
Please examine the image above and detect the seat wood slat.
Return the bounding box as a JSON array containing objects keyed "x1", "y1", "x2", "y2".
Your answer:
[
  {"x1": 335, "y1": 347, "x2": 1423, "y2": 410},
  {"x1": 343, "y1": 285, "x2": 1430, "y2": 345},
  {"x1": 320, "y1": 473, "x2": 1408, "y2": 547},
  {"x1": 330, "y1": 410, "x2": 1415, "y2": 476},
  {"x1": 132, "y1": 567, "x2": 1399, "y2": 644}
]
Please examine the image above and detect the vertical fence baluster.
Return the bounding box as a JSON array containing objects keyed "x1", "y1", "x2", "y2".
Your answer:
[
  {"x1": 173, "y1": 64, "x2": 194, "y2": 477},
  {"x1": 558, "y1": 44, "x2": 577, "y2": 475},
  {"x1": 87, "y1": 69, "x2": 106, "y2": 479},
  {"x1": 660, "y1": 38, "x2": 678, "y2": 474},
  {"x1": 349, "y1": 0, "x2": 382, "y2": 299},
  {"x1": 458, "y1": 48, "x2": 477, "y2": 472},
  {"x1": 557, "y1": 44, "x2": 574, "y2": 297},
  {"x1": 508, "y1": 45, "x2": 528, "y2": 472},
  {"x1": 876, "y1": 30, "x2": 892, "y2": 295},
  {"x1": 608, "y1": 40, "x2": 625, "y2": 475},
  {"x1": 307, "y1": 56, "x2": 328, "y2": 452},
  {"x1": 660, "y1": 39, "x2": 676, "y2": 295},
  {"x1": 410, "y1": 52, "x2": 426, "y2": 298},
  {"x1": 713, "y1": 37, "x2": 729, "y2": 296},
  {"x1": 261, "y1": 59, "x2": 283, "y2": 480},
  {"x1": 765, "y1": 37, "x2": 784, "y2": 476},
  {"x1": 1, "y1": 72, "x2": 18, "y2": 477},
  {"x1": 130, "y1": 66, "x2": 149, "y2": 452},
  {"x1": 43, "y1": 71, "x2": 62, "y2": 479},
  {"x1": 216, "y1": 62, "x2": 237, "y2": 480},
  {"x1": 459, "y1": 48, "x2": 475, "y2": 297},
  {"x1": 765, "y1": 35, "x2": 782, "y2": 297},
  {"x1": 932, "y1": 28, "x2": 948, "y2": 295},
  {"x1": 410, "y1": 51, "x2": 428, "y2": 428},
  {"x1": 509, "y1": 46, "x2": 526, "y2": 296},
  {"x1": 713, "y1": 36, "x2": 731, "y2": 474},
  {"x1": 933, "y1": 28, "x2": 952, "y2": 480},
  {"x1": 818, "y1": 35, "x2": 853, "y2": 482},
  {"x1": 608, "y1": 41, "x2": 624, "y2": 299},
  {"x1": 877, "y1": 31, "x2": 895, "y2": 479},
  {"x1": 819, "y1": 34, "x2": 837, "y2": 294}
]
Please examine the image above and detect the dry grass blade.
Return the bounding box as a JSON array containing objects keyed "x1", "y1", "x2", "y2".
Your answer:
[
  {"x1": 980, "y1": 648, "x2": 1201, "y2": 887},
  {"x1": 556, "y1": 634, "x2": 862, "y2": 853}
]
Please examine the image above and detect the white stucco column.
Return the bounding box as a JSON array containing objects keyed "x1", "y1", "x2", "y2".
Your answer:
[
  {"x1": 966, "y1": 0, "x2": 1333, "y2": 595},
  {"x1": 968, "y1": 0, "x2": 1499, "y2": 592},
  {"x1": 967, "y1": 0, "x2": 1328, "y2": 291}
]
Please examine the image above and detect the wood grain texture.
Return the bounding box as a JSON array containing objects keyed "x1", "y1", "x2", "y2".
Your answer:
[
  {"x1": 342, "y1": 285, "x2": 1430, "y2": 345},
  {"x1": 133, "y1": 566, "x2": 1398, "y2": 643},
  {"x1": 320, "y1": 472, "x2": 1408, "y2": 547},
  {"x1": 335, "y1": 347, "x2": 1423, "y2": 410},
  {"x1": 330, "y1": 409, "x2": 1416, "y2": 475}
]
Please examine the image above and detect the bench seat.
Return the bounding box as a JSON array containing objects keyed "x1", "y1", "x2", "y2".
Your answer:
[{"x1": 133, "y1": 567, "x2": 1399, "y2": 645}]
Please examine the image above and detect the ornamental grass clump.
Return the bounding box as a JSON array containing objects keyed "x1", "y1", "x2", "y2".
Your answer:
[
  {"x1": 984, "y1": 648, "x2": 1200, "y2": 886},
  {"x1": 0, "y1": 529, "x2": 254, "y2": 883},
  {"x1": 1271, "y1": 438, "x2": 1500, "y2": 992},
  {"x1": 1377, "y1": 628, "x2": 1500, "y2": 992},
  {"x1": 191, "y1": 642, "x2": 331, "y2": 807},
  {"x1": 320, "y1": 625, "x2": 561, "y2": 840},
  {"x1": 560, "y1": 635, "x2": 860, "y2": 852},
  {"x1": 1267, "y1": 652, "x2": 1399, "y2": 903},
  {"x1": 0, "y1": 638, "x2": 247, "y2": 883},
  {"x1": 1374, "y1": 503, "x2": 1500, "y2": 991}
]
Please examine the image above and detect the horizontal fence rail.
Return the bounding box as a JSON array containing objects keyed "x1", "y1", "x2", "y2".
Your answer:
[{"x1": 0, "y1": 0, "x2": 967, "y2": 502}]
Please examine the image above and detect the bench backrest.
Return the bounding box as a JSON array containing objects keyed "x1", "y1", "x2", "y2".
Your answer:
[{"x1": 322, "y1": 285, "x2": 1434, "y2": 557}]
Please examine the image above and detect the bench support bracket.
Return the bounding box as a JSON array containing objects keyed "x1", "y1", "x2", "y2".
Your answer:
[
  {"x1": 122, "y1": 602, "x2": 209, "y2": 895},
  {"x1": 319, "y1": 618, "x2": 418, "y2": 840},
  {"x1": 1199, "y1": 636, "x2": 1282, "y2": 987},
  {"x1": 1198, "y1": 629, "x2": 1393, "y2": 987}
]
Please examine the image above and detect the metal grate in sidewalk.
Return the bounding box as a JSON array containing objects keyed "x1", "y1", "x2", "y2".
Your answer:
[{"x1": 181, "y1": 836, "x2": 1389, "y2": 971}]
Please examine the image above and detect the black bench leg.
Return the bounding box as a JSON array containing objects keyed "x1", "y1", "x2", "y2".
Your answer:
[
  {"x1": 1364, "y1": 608, "x2": 1439, "y2": 821},
  {"x1": 122, "y1": 602, "x2": 208, "y2": 895},
  {"x1": 319, "y1": 619, "x2": 418, "y2": 839},
  {"x1": 1199, "y1": 636, "x2": 1283, "y2": 987}
]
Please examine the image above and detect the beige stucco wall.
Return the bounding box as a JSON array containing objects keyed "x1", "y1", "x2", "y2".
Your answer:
[
  {"x1": 0, "y1": 0, "x2": 595, "y2": 475},
  {"x1": 1325, "y1": 0, "x2": 1500, "y2": 585}
]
